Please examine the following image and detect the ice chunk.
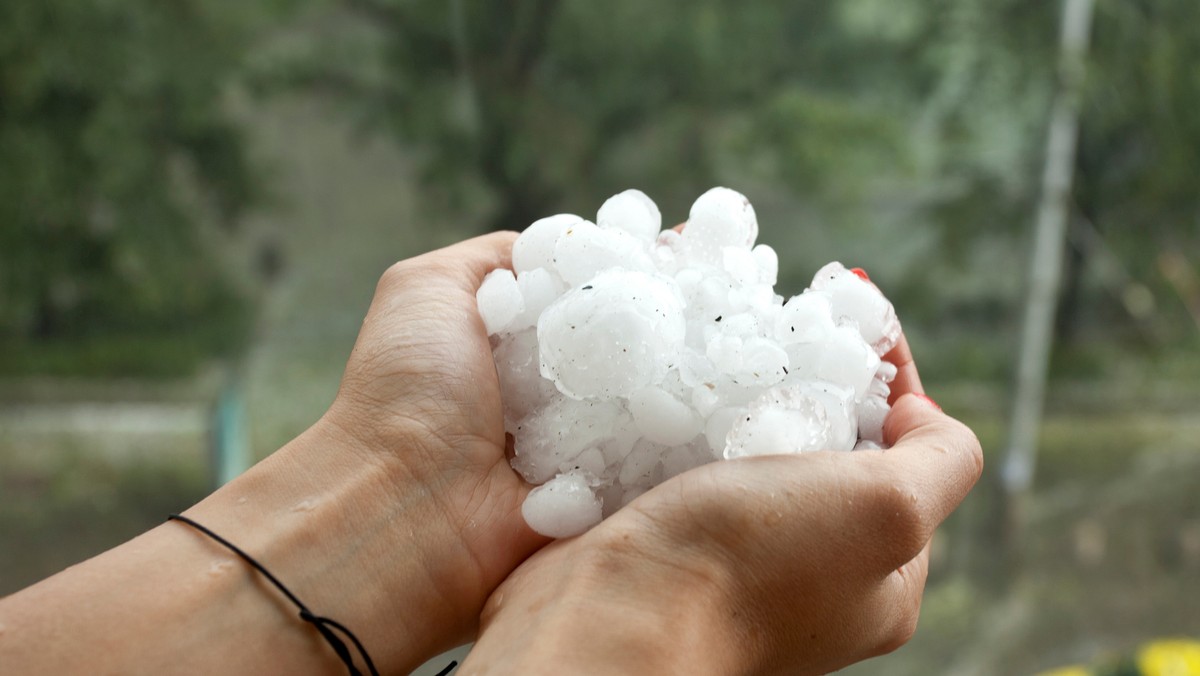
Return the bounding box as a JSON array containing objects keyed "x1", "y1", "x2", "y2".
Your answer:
[
  {"x1": 704, "y1": 406, "x2": 744, "y2": 455},
  {"x1": 629, "y1": 387, "x2": 702, "y2": 446},
  {"x1": 752, "y1": 244, "x2": 779, "y2": 286},
  {"x1": 783, "y1": 325, "x2": 880, "y2": 402},
  {"x1": 553, "y1": 220, "x2": 655, "y2": 286},
  {"x1": 724, "y1": 386, "x2": 830, "y2": 459},
  {"x1": 538, "y1": 270, "x2": 686, "y2": 399},
  {"x1": 788, "y1": 380, "x2": 858, "y2": 452},
  {"x1": 619, "y1": 438, "x2": 666, "y2": 487},
  {"x1": 522, "y1": 472, "x2": 603, "y2": 538},
  {"x1": 476, "y1": 269, "x2": 524, "y2": 335},
  {"x1": 513, "y1": 214, "x2": 581, "y2": 276},
  {"x1": 683, "y1": 187, "x2": 759, "y2": 264},
  {"x1": 597, "y1": 189, "x2": 662, "y2": 244},
  {"x1": 810, "y1": 262, "x2": 901, "y2": 356},
  {"x1": 492, "y1": 329, "x2": 558, "y2": 424},
  {"x1": 775, "y1": 292, "x2": 836, "y2": 345},
  {"x1": 858, "y1": 393, "x2": 889, "y2": 445},
  {"x1": 512, "y1": 398, "x2": 628, "y2": 483}
]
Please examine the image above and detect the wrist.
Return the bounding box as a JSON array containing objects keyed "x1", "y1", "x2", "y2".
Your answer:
[
  {"x1": 186, "y1": 418, "x2": 485, "y2": 673},
  {"x1": 463, "y1": 533, "x2": 746, "y2": 675}
]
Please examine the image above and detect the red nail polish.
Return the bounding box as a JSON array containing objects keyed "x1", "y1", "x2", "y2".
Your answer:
[
  {"x1": 850, "y1": 267, "x2": 870, "y2": 282},
  {"x1": 914, "y1": 393, "x2": 941, "y2": 411}
]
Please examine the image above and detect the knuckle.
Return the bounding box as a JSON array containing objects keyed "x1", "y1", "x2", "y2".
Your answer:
[
  {"x1": 869, "y1": 478, "x2": 929, "y2": 558},
  {"x1": 878, "y1": 607, "x2": 920, "y2": 655},
  {"x1": 378, "y1": 259, "x2": 421, "y2": 291},
  {"x1": 965, "y1": 427, "x2": 985, "y2": 480}
]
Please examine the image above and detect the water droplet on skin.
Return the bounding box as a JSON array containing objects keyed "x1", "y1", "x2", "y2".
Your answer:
[
  {"x1": 292, "y1": 499, "x2": 317, "y2": 513},
  {"x1": 236, "y1": 497, "x2": 248, "y2": 506},
  {"x1": 208, "y1": 560, "x2": 234, "y2": 577}
]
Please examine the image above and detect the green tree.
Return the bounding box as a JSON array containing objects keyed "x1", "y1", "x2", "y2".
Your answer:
[
  {"x1": 0, "y1": 0, "x2": 270, "y2": 375},
  {"x1": 265, "y1": 0, "x2": 913, "y2": 232}
]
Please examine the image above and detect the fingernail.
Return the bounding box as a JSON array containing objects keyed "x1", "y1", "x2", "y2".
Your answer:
[
  {"x1": 850, "y1": 267, "x2": 870, "y2": 282},
  {"x1": 914, "y1": 393, "x2": 941, "y2": 411}
]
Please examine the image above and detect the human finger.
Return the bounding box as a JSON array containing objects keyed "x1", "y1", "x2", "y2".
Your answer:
[
  {"x1": 377, "y1": 230, "x2": 520, "y2": 299},
  {"x1": 867, "y1": 394, "x2": 982, "y2": 563},
  {"x1": 870, "y1": 540, "x2": 931, "y2": 658},
  {"x1": 882, "y1": 331, "x2": 923, "y2": 404}
]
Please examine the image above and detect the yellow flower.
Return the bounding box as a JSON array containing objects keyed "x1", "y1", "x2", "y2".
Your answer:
[
  {"x1": 1036, "y1": 667, "x2": 1092, "y2": 676},
  {"x1": 1138, "y1": 639, "x2": 1200, "y2": 676}
]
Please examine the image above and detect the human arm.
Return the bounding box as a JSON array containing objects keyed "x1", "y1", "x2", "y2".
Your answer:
[
  {"x1": 0, "y1": 231, "x2": 548, "y2": 675},
  {"x1": 460, "y1": 335, "x2": 983, "y2": 675}
]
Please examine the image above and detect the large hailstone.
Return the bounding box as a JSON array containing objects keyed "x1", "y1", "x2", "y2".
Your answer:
[
  {"x1": 475, "y1": 187, "x2": 903, "y2": 538},
  {"x1": 538, "y1": 270, "x2": 686, "y2": 400}
]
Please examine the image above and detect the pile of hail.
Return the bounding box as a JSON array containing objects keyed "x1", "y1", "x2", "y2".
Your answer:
[{"x1": 476, "y1": 187, "x2": 902, "y2": 538}]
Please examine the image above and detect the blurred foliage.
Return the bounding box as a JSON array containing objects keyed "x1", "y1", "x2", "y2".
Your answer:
[
  {"x1": 2, "y1": 0, "x2": 1198, "y2": 379},
  {"x1": 252, "y1": 0, "x2": 1198, "y2": 375},
  {"x1": 254, "y1": 0, "x2": 915, "y2": 229},
  {"x1": 0, "y1": 0, "x2": 283, "y2": 376}
]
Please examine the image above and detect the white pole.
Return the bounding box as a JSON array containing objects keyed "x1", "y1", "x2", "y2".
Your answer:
[{"x1": 1002, "y1": 0, "x2": 1095, "y2": 498}]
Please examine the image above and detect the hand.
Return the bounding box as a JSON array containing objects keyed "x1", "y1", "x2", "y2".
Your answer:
[
  {"x1": 460, "y1": 335, "x2": 983, "y2": 676},
  {"x1": 309, "y1": 229, "x2": 550, "y2": 652},
  {"x1": 237, "y1": 229, "x2": 547, "y2": 667},
  {"x1": 0, "y1": 232, "x2": 547, "y2": 675}
]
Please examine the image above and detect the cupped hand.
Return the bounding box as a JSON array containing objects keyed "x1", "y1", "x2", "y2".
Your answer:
[
  {"x1": 460, "y1": 335, "x2": 983, "y2": 676},
  {"x1": 318, "y1": 230, "x2": 549, "y2": 633}
]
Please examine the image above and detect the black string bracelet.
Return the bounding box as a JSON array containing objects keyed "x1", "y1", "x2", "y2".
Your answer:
[
  {"x1": 168, "y1": 514, "x2": 381, "y2": 675},
  {"x1": 167, "y1": 514, "x2": 460, "y2": 676}
]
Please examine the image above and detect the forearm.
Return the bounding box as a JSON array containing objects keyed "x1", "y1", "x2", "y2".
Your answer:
[{"x1": 0, "y1": 420, "x2": 475, "y2": 675}]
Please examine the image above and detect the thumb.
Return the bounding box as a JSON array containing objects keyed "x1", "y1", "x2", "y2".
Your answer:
[
  {"x1": 876, "y1": 393, "x2": 984, "y2": 540},
  {"x1": 426, "y1": 230, "x2": 520, "y2": 294}
]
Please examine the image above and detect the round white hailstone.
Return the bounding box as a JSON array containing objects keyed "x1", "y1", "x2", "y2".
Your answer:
[
  {"x1": 521, "y1": 472, "x2": 603, "y2": 538},
  {"x1": 722, "y1": 246, "x2": 759, "y2": 286},
  {"x1": 752, "y1": 244, "x2": 779, "y2": 286},
  {"x1": 553, "y1": 220, "x2": 655, "y2": 287},
  {"x1": 737, "y1": 338, "x2": 789, "y2": 387},
  {"x1": 493, "y1": 329, "x2": 559, "y2": 425},
  {"x1": 560, "y1": 446, "x2": 607, "y2": 480},
  {"x1": 683, "y1": 187, "x2": 759, "y2": 263},
  {"x1": 511, "y1": 268, "x2": 562, "y2": 332},
  {"x1": 597, "y1": 189, "x2": 662, "y2": 244},
  {"x1": 704, "y1": 406, "x2": 745, "y2": 454},
  {"x1": 513, "y1": 214, "x2": 583, "y2": 275},
  {"x1": 476, "y1": 187, "x2": 903, "y2": 537},
  {"x1": 775, "y1": 292, "x2": 836, "y2": 345},
  {"x1": 724, "y1": 387, "x2": 832, "y2": 459},
  {"x1": 876, "y1": 360, "x2": 898, "y2": 385},
  {"x1": 784, "y1": 325, "x2": 881, "y2": 402},
  {"x1": 810, "y1": 262, "x2": 901, "y2": 356},
  {"x1": 858, "y1": 393, "x2": 889, "y2": 445},
  {"x1": 784, "y1": 380, "x2": 858, "y2": 452},
  {"x1": 476, "y1": 268, "x2": 524, "y2": 335},
  {"x1": 629, "y1": 387, "x2": 702, "y2": 446},
  {"x1": 618, "y1": 438, "x2": 666, "y2": 486},
  {"x1": 706, "y1": 333, "x2": 743, "y2": 375},
  {"x1": 538, "y1": 270, "x2": 686, "y2": 399},
  {"x1": 691, "y1": 384, "x2": 721, "y2": 418},
  {"x1": 512, "y1": 397, "x2": 628, "y2": 483}
]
